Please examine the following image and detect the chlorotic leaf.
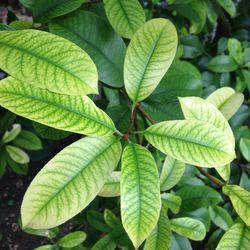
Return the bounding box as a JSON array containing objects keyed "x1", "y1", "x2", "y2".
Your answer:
[
  {"x1": 0, "y1": 77, "x2": 116, "y2": 137},
  {"x1": 50, "y1": 10, "x2": 126, "y2": 87},
  {"x1": 58, "y1": 231, "x2": 87, "y2": 248},
  {"x1": 0, "y1": 30, "x2": 98, "y2": 96},
  {"x1": 170, "y1": 217, "x2": 206, "y2": 241},
  {"x1": 6, "y1": 145, "x2": 30, "y2": 164},
  {"x1": 98, "y1": 172, "x2": 121, "y2": 197},
  {"x1": 160, "y1": 156, "x2": 185, "y2": 191},
  {"x1": 161, "y1": 193, "x2": 182, "y2": 214},
  {"x1": 216, "y1": 221, "x2": 250, "y2": 250},
  {"x1": 144, "y1": 208, "x2": 171, "y2": 250},
  {"x1": 121, "y1": 144, "x2": 161, "y2": 248},
  {"x1": 144, "y1": 120, "x2": 235, "y2": 168},
  {"x1": 223, "y1": 185, "x2": 250, "y2": 226},
  {"x1": 207, "y1": 87, "x2": 244, "y2": 120},
  {"x1": 103, "y1": 0, "x2": 145, "y2": 39},
  {"x1": 124, "y1": 18, "x2": 177, "y2": 103},
  {"x1": 216, "y1": 164, "x2": 231, "y2": 182},
  {"x1": 21, "y1": 136, "x2": 122, "y2": 229}
]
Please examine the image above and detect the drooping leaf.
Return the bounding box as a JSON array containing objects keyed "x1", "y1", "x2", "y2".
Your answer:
[
  {"x1": 103, "y1": 0, "x2": 145, "y2": 39},
  {"x1": 6, "y1": 145, "x2": 29, "y2": 164},
  {"x1": 144, "y1": 120, "x2": 235, "y2": 168},
  {"x1": 124, "y1": 18, "x2": 177, "y2": 103},
  {"x1": 21, "y1": 136, "x2": 122, "y2": 229},
  {"x1": 98, "y1": 172, "x2": 121, "y2": 197},
  {"x1": 216, "y1": 221, "x2": 250, "y2": 250},
  {"x1": 21, "y1": 0, "x2": 87, "y2": 22},
  {"x1": 121, "y1": 144, "x2": 161, "y2": 248},
  {"x1": 160, "y1": 156, "x2": 185, "y2": 191},
  {"x1": 223, "y1": 185, "x2": 250, "y2": 226},
  {"x1": 0, "y1": 77, "x2": 116, "y2": 137},
  {"x1": 206, "y1": 87, "x2": 244, "y2": 120},
  {"x1": 161, "y1": 193, "x2": 182, "y2": 214},
  {"x1": 144, "y1": 208, "x2": 171, "y2": 250},
  {"x1": 58, "y1": 231, "x2": 87, "y2": 248},
  {"x1": 0, "y1": 30, "x2": 98, "y2": 96},
  {"x1": 176, "y1": 186, "x2": 223, "y2": 212},
  {"x1": 50, "y1": 10, "x2": 126, "y2": 87},
  {"x1": 2, "y1": 124, "x2": 21, "y2": 143},
  {"x1": 216, "y1": 164, "x2": 231, "y2": 182},
  {"x1": 170, "y1": 217, "x2": 206, "y2": 241}
]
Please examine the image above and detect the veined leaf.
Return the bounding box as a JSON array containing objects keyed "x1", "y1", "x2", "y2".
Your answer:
[
  {"x1": 144, "y1": 208, "x2": 171, "y2": 250},
  {"x1": 160, "y1": 156, "x2": 185, "y2": 191},
  {"x1": 161, "y1": 193, "x2": 182, "y2": 214},
  {"x1": 21, "y1": 136, "x2": 122, "y2": 229},
  {"x1": 207, "y1": 87, "x2": 244, "y2": 120},
  {"x1": 144, "y1": 120, "x2": 235, "y2": 168},
  {"x1": 121, "y1": 144, "x2": 161, "y2": 248},
  {"x1": 103, "y1": 0, "x2": 145, "y2": 39},
  {"x1": 98, "y1": 172, "x2": 121, "y2": 197},
  {"x1": 170, "y1": 217, "x2": 206, "y2": 241},
  {"x1": 216, "y1": 164, "x2": 230, "y2": 182},
  {"x1": 21, "y1": 0, "x2": 87, "y2": 23},
  {"x1": 50, "y1": 10, "x2": 126, "y2": 87},
  {"x1": 124, "y1": 18, "x2": 177, "y2": 103},
  {"x1": 179, "y1": 96, "x2": 235, "y2": 146},
  {"x1": 223, "y1": 185, "x2": 250, "y2": 226},
  {"x1": 0, "y1": 30, "x2": 98, "y2": 96},
  {"x1": 216, "y1": 221, "x2": 250, "y2": 250},
  {"x1": 0, "y1": 77, "x2": 116, "y2": 137}
]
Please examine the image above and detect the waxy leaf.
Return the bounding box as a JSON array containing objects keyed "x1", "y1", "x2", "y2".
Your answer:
[
  {"x1": 98, "y1": 172, "x2": 121, "y2": 197},
  {"x1": 50, "y1": 10, "x2": 126, "y2": 87},
  {"x1": 124, "y1": 18, "x2": 177, "y2": 103},
  {"x1": 103, "y1": 0, "x2": 145, "y2": 39},
  {"x1": 58, "y1": 231, "x2": 87, "y2": 248},
  {"x1": 223, "y1": 185, "x2": 250, "y2": 226},
  {"x1": 6, "y1": 145, "x2": 29, "y2": 164},
  {"x1": 144, "y1": 120, "x2": 235, "y2": 168},
  {"x1": 170, "y1": 217, "x2": 206, "y2": 241},
  {"x1": 0, "y1": 77, "x2": 116, "y2": 137},
  {"x1": 0, "y1": 30, "x2": 98, "y2": 96},
  {"x1": 160, "y1": 156, "x2": 185, "y2": 191},
  {"x1": 207, "y1": 87, "x2": 244, "y2": 120},
  {"x1": 216, "y1": 221, "x2": 250, "y2": 250},
  {"x1": 144, "y1": 208, "x2": 171, "y2": 250},
  {"x1": 21, "y1": 136, "x2": 122, "y2": 229},
  {"x1": 161, "y1": 193, "x2": 182, "y2": 214},
  {"x1": 2, "y1": 124, "x2": 21, "y2": 143},
  {"x1": 121, "y1": 144, "x2": 161, "y2": 248},
  {"x1": 208, "y1": 55, "x2": 238, "y2": 73}
]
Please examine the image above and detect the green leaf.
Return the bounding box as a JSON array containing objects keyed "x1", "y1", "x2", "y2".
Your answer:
[
  {"x1": 170, "y1": 233, "x2": 192, "y2": 250},
  {"x1": 121, "y1": 144, "x2": 161, "y2": 248},
  {"x1": 9, "y1": 20, "x2": 33, "y2": 30},
  {"x1": 228, "y1": 38, "x2": 243, "y2": 64},
  {"x1": 209, "y1": 205, "x2": 233, "y2": 231},
  {"x1": 104, "y1": 209, "x2": 120, "y2": 229},
  {"x1": 223, "y1": 185, "x2": 250, "y2": 226},
  {"x1": 6, "y1": 145, "x2": 29, "y2": 164},
  {"x1": 87, "y1": 210, "x2": 111, "y2": 232},
  {"x1": 208, "y1": 55, "x2": 238, "y2": 73},
  {"x1": 240, "y1": 138, "x2": 250, "y2": 162},
  {"x1": 170, "y1": 217, "x2": 206, "y2": 241},
  {"x1": 160, "y1": 156, "x2": 185, "y2": 191},
  {"x1": 49, "y1": 10, "x2": 126, "y2": 87},
  {"x1": 216, "y1": 221, "x2": 250, "y2": 250},
  {"x1": 103, "y1": 0, "x2": 145, "y2": 39},
  {"x1": 0, "y1": 150, "x2": 7, "y2": 177},
  {"x1": 0, "y1": 77, "x2": 116, "y2": 137},
  {"x1": 92, "y1": 234, "x2": 116, "y2": 250},
  {"x1": 58, "y1": 231, "x2": 87, "y2": 248},
  {"x1": 0, "y1": 30, "x2": 98, "y2": 96},
  {"x1": 8, "y1": 157, "x2": 28, "y2": 175},
  {"x1": 2, "y1": 124, "x2": 21, "y2": 144},
  {"x1": 217, "y1": 0, "x2": 236, "y2": 17},
  {"x1": 124, "y1": 18, "x2": 177, "y2": 103},
  {"x1": 34, "y1": 245, "x2": 55, "y2": 250},
  {"x1": 21, "y1": 136, "x2": 122, "y2": 229},
  {"x1": 216, "y1": 164, "x2": 231, "y2": 182},
  {"x1": 144, "y1": 120, "x2": 235, "y2": 168},
  {"x1": 13, "y1": 130, "x2": 42, "y2": 150},
  {"x1": 206, "y1": 87, "x2": 244, "y2": 120},
  {"x1": 161, "y1": 193, "x2": 182, "y2": 214},
  {"x1": 144, "y1": 208, "x2": 171, "y2": 250},
  {"x1": 98, "y1": 171, "x2": 121, "y2": 197},
  {"x1": 176, "y1": 186, "x2": 223, "y2": 212},
  {"x1": 23, "y1": 0, "x2": 87, "y2": 22}
]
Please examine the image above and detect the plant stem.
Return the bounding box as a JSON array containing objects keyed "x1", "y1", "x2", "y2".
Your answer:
[
  {"x1": 123, "y1": 108, "x2": 135, "y2": 141},
  {"x1": 136, "y1": 103, "x2": 155, "y2": 124},
  {"x1": 134, "y1": 109, "x2": 141, "y2": 144}
]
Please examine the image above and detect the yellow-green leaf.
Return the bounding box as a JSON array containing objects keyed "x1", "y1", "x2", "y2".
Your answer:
[
  {"x1": 0, "y1": 30, "x2": 98, "y2": 96},
  {"x1": 21, "y1": 136, "x2": 122, "y2": 229},
  {"x1": 124, "y1": 18, "x2": 177, "y2": 103}
]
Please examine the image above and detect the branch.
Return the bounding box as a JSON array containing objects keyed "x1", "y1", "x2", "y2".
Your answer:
[
  {"x1": 136, "y1": 103, "x2": 155, "y2": 124},
  {"x1": 134, "y1": 109, "x2": 141, "y2": 144},
  {"x1": 123, "y1": 109, "x2": 135, "y2": 141}
]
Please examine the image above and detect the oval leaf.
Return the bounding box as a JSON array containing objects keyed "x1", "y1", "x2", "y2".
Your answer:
[
  {"x1": 0, "y1": 30, "x2": 98, "y2": 95},
  {"x1": 0, "y1": 77, "x2": 116, "y2": 136},
  {"x1": 58, "y1": 231, "x2": 87, "y2": 248},
  {"x1": 6, "y1": 145, "x2": 29, "y2": 164},
  {"x1": 161, "y1": 193, "x2": 182, "y2": 214},
  {"x1": 2, "y1": 124, "x2": 21, "y2": 143},
  {"x1": 124, "y1": 18, "x2": 177, "y2": 103},
  {"x1": 50, "y1": 10, "x2": 126, "y2": 87},
  {"x1": 103, "y1": 0, "x2": 145, "y2": 39},
  {"x1": 144, "y1": 120, "x2": 235, "y2": 168},
  {"x1": 121, "y1": 144, "x2": 161, "y2": 248},
  {"x1": 21, "y1": 136, "x2": 122, "y2": 229}
]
